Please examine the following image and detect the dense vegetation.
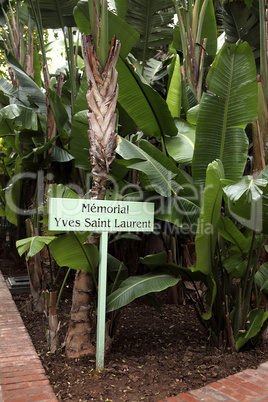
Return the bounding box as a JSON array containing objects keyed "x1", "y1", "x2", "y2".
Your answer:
[{"x1": 0, "y1": 0, "x2": 268, "y2": 358}]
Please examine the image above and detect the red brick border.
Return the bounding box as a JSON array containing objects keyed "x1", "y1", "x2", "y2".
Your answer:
[
  {"x1": 159, "y1": 362, "x2": 268, "y2": 401},
  {"x1": 0, "y1": 272, "x2": 57, "y2": 401}
]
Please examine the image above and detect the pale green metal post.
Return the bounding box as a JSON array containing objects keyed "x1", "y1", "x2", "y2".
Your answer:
[{"x1": 96, "y1": 231, "x2": 108, "y2": 371}]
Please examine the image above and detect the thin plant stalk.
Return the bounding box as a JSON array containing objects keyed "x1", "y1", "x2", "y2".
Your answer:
[
  {"x1": 56, "y1": 267, "x2": 71, "y2": 308},
  {"x1": 242, "y1": 234, "x2": 265, "y2": 327}
]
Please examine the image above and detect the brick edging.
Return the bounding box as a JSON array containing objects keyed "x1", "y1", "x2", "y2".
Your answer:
[
  {"x1": 0, "y1": 271, "x2": 58, "y2": 401},
  {"x1": 158, "y1": 363, "x2": 268, "y2": 401}
]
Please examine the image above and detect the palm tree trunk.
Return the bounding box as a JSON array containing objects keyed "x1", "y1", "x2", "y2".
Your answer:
[{"x1": 64, "y1": 35, "x2": 120, "y2": 358}]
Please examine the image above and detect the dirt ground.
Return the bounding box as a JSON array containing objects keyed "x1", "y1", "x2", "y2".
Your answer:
[{"x1": 2, "y1": 254, "x2": 268, "y2": 402}]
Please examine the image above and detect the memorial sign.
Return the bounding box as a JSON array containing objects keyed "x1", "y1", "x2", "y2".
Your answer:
[
  {"x1": 48, "y1": 198, "x2": 154, "y2": 232},
  {"x1": 48, "y1": 197, "x2": 154, "y2": 371}
]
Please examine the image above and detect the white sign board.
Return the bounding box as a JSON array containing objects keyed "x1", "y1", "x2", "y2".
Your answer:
[{"x1": 48, "y1": 198, "x2": 154, "y2": 232}]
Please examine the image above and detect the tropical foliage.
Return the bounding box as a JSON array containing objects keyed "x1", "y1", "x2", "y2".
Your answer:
[{"x1": 0, "y1": 0, "x2": 266, "y2": 358}]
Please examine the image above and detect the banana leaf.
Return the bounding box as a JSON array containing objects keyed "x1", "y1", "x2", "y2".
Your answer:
[
  {"x1": 47, "y1": 183, "x2": 81, "y2": 199},
  {"x1": 222, "y1": 252, "x2": 248, "y2": 279},
  {"x1": 16, "y1": 235, "x2": 56, "y2": 260},
  {"x1": 25, "y1": 0, "x2": 79, "y2": 28},
  {"x1": 116, "y1": 57, "x2": 177, "y2": 139},
  {"x1": 106, "y1": 271, "x2": 179, "y2": 313},
  {"x1": 49, "y1": 232, "x2": 99, "y2": 274},
  {"x1": 166, "y1": 54, "x2": 181, "y2": 118},
  {"x1": 255, "y1": 262, "x2": 268, "y2": 295},
  {"x1": 225, "y1": 191, "x2": 266, "y2": 234},
  {"x1": 50, "y1": 146, "x2": 74, "y2": 163},
  {"x1": 222, "y1": 176, "x2": 267, "y2": 203},
  {"x1": 235, "y1": 309, "x2": 268, "y2": 351},
  {"x1": 123, "y1": 0, "x2": 174, "y2": 65},
  {"x1": 140, "y1": 252, "x2": 206, "y2": 282},
  {"x1": 193, "y1": 0, "x2": 217, "y2": 59},
  {"x1": 0, "y1": 77, "x2": 16, "y2": 104},
  {"x1": 222, "y1": 0, "x2": 260, "y2": 63},
  {"x1": 70, "y1": 110, "x2": 90, "y2": 170},
  {"x1": 218, "y1": 216, "x2": 252, "y2": 253},
  {"x1": 122, "y1": 190, "x2": 200, "y2": 231},
  {"x1": 193, "y1": 159, "x2": 224, "y2": 275},
  {"x1": 0, "y1": 104, "x2": 38, "y2": 131},
  {"x1": 192, "y1": 42, "x2": 257, "y2": 189},
  {"x1": 114, "y1": 0, "x2": 128, "y2": 20},
  {"x1": 107, "y1": 254, "x2": 128, "y2": 282},
  {"x1": 154, "y1": 195, "x2": 200, "y2": 231},
  {"x1": 166, "y1": 118, "x2": 195, "y2": 166},
  {"x1": 116, "y1": 136, "x2": 191, "y2": 197},
  {"x1": 140, "y1": 252, "x2": 167, "y2": 266},
  {"x1": 6, "y1": 53, "x2": 46, "y2": 115},
  {"x1": 223, "y1": 175, "x2": 268, "y2": 234}
]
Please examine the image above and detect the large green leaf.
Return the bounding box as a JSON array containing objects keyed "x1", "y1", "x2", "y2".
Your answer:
[
  {"x1": 218, "y1": 216, "x2": 252, "y2": 253},
  {"x1": 114, "y1": 0, "x2": 128, "y2": 20},
  {"x1": 255, "y1": 262, "x2": 268, "y2": 294},
  {"x1": 49, "y1": 232, "x2": 98, "y2": 273},
  {"x1": 73, "y1": 74, "x2": 88, "y2": 115},
  {"x1": 223, "y1": 0, "x2": 260, "y2": 63},
  {"x1": 0, "y1": 104, "x2": 38, "y2": 131},
  {"x1": 25, "y1": 0, "x2": 78, "y2": 28},
  {"x1": 225, "y1": 191, "x2": 266, "y2": 234},
  {"x1": 124, "y1": 0, "x2": 174, "y2": 65},
  {"x1": 48, "y1": 90, "x2": 70, "y2": 137},
  {"x1": 70, "y1": 110, "x2": 90, "y2": 170},
  {"x1": 6, "y1": 53, "x2": 46, "y2": 115},
  {"x1": 166, "y1": 54, "x2": 181, "y2": 118},
  {"x1": 222, "y1": 176, "x2": 267, "y2": 203},
  {"x1": 122, "y1": 189, "x2": 200, "y2": 232},
  {"x1": 222, "y1": 252, "x2": 248, "y2": 279},
  {"x1": 107, "y1": 254, "x2": 128, "y2": 282},
  {"x1": 235, "y1": 309, "x2": 268, "y2": 351},
  {"x1": 194, "y1": 0, "x2": 217, "y2": 59},
  {"x1": 140, "y1": 252, "x2": 167, "y2": 266},
  {"x1": 0, "y1": 77, "x2": 17, "y2": 103},
  {"x1": 192, "y1": 42, "x2": 257, "y2": 189},
  {"x1": 154, "y1": 195, "x2": 200, "y2": 231},
  {"x1": 50, "y1": 146, "x2": 75, "y2": 163},
  {"x1": 117, "y1": 57, "x2": 177, "y2": 139},
  {"x1": 166, "y1": 118, "x2": 195, "y2": 166},
  {"x1": 223, "y1": 175, "x2": 268, "y2": 234},
  {"x1": 140, "y1": 252, "x2": 205, "y2": 282},
  {"x1": 16, "y1": 236, "x2": 56, "y2": 260},
  {"x1": 106, "y1": 271, "x2": 179, "y2": 313},
  {"x1": 116, "y1": 136, "x2": 191, "y2": 196},
  {"x1": 193, "y1": 159, "x2": 224, "y2": 275}
]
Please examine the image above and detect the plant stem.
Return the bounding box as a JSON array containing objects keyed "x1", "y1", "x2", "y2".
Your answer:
[
  {"x1": 242, "y1": 234, "x2": 265, "y2": 327},
  {"x1": 110, "y1": 262, "x2": 123, "y2": 295},
  {"x1": 46, "y1": 244, "x2": 53, "y2": 291},
  {"x1": 56, "y1": 268, "x2": 71, "y2": 308}
]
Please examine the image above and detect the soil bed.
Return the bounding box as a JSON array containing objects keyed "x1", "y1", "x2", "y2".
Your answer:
[{"x1": 2, "y1": 255, "x2": 268, "y2": 402}]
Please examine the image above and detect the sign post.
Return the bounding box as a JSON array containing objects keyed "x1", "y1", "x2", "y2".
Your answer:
[
  {"x1": 48, "y1": 198, "x2": 154, "y2": 371},
  {"x1": 96, "y1": 231, "x2": 108, "y2": 371}
]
